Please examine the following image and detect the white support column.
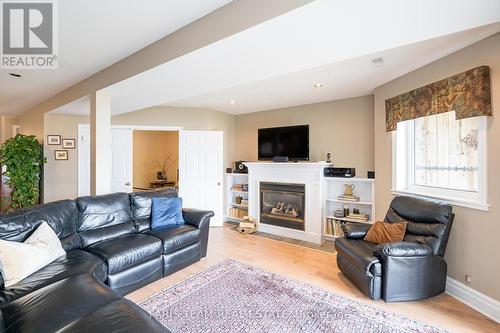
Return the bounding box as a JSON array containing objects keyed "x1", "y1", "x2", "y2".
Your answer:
[{"x1": 90, "y1": 90, "x2": 112, "y2": 195}]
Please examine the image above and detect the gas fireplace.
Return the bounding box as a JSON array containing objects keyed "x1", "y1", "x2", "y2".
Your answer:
[{"x1": 260, "y1": 182, "x2": 305, "y2": 231}]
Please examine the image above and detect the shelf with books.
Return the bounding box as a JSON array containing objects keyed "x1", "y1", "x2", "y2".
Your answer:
[
  {"x1": 228, "y1": 189, "x2": 248, "y2": 194},
  {"x1": 324, "y1": 217, "x2": 345, "y2": 239},
  {"x1": 322, "y1": 177, "x2": 375, "y2": 241},
  {"x1": 229, "y1": 203, "x2": 248, "y2": 208},
  {"x1": 326, "y1": 199, "x2": 372, "y2": 205},
  {"x1": 225, "y1": 173, "x2": 249, "y2": 223},
  {"x1": 326, "y1": 215, "x2": 373, "y2": 224}
]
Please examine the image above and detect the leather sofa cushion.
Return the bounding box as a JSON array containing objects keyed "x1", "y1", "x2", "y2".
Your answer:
[
  {"x1": 0, "y1": 250, "x2": 106, "y2": 305},
  {"x1": 130, "y1": 188, "x2": 178, "y2": 232},
  {"x1": 335, "y1": 238, "x2": 381, "y2": 277},
  {"x1": 1, "y1": 274, "x2": 120, "y2": 333},
  {"x1": 77, "y1": 193, "x2": 135, "y2": 248},
  {"x1": 0, "y1": 209, "x2": 40, "y2": 242},
  {"x1": 390, "y1": 195, "x2": 453, "y2": 224},
  {"x1": 145, "y1": 224, "x2": 200, "y2": 254},
  {"x1": 0, "y1": 200, "x2": 80, "y2": 251},
  {"x1": 374, "y1": 241, "x2": 434, "y2": 257},
  {"x1": 57, "y1": 298, "x2": 170, "y2": 333},
  {"x1": 385, "y1": 196, "x2": 454, "y2": 256},
  {"x1": 86, "y1": 234, "x2": 162, "y2": 274},
  {"x1": 106, "y1": 257, "x2": 163, "y2": 296},
  {"x1": 33, "y1": 200, "x2": 80, "y2": 250}
]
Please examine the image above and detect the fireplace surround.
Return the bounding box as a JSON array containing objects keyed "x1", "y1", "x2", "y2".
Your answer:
[{"x1": 244, "y1": 162, "x2": 331, "y2": 243}]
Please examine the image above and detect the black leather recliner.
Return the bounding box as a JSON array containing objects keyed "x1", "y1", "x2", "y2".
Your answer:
[
  {"x1": 335, "y1": 195, "x2": 454, "y2": 302},
  {"x1": 0, "y1": 188, "x2": 214, "y2": 333}
]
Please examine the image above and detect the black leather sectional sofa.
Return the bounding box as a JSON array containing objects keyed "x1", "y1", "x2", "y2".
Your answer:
[{"x1": 0, "y1": 188, "x2": 214, "y2": 333}]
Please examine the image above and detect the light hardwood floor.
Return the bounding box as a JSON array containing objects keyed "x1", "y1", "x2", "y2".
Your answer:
[{"x1": 127, "y1": 225, "x2": 499, "y2": 333}]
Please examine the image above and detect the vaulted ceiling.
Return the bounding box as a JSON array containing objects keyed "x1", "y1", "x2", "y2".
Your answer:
[
  {"x1": 0, "y1": 0, "x2": 232, "y2": 115},
  {"x1": 106, "y1": 0, "x2": 500, "y2": 115},
  {"x1": 5, "y1": 0, "x2": 500, "y2": 117}
]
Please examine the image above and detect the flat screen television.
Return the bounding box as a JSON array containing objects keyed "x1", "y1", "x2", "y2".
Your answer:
[{"x1": 258, "y1": 125, "x2": 309, "y2": 161}]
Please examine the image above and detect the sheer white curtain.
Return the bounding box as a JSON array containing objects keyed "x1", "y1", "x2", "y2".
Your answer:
[{"x1": 414, "y1": 111, "x2": 479, "y2": 192}]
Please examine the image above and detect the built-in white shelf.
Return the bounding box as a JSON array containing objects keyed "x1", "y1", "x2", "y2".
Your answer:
[
  {"x1": 228, "y1": 189, "x2": 248, "y2": 194},
  {"x1": 225, "y1": 173, "x2": 249, "y2": 223},
  {"x1": 323, "y1": 234, "x2": 338, "y2": 241},
  {"x1": 229, "y1": 203, "x2": 248, "y2": 208},
  {"x1": 326, "y1": 198, "x2": 372, "y2": 205},
  {"x1": 324, "y1": 177, "x2": 375, "y2": 183},
  {"x1": 326, "y1": 215, "x2": 374, "y2": 224},
  {"x1": 323, "y1": 177, "x2": 375, "y2": 240},
  {"x1": 224, "y1": 215, "x2": 244, "y2": 223},
  {"x1": 224, "y1": 168, "x2": 375, "y2": 243}
]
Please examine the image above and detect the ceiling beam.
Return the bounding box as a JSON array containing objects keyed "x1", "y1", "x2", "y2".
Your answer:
[{"x1": 18, "y1": 0, "x2": 313, "y2": 138}]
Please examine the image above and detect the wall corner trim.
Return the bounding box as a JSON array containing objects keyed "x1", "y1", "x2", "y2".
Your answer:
[{"x1": 446, "y1": 277, "x2": 500, "y2": 323}]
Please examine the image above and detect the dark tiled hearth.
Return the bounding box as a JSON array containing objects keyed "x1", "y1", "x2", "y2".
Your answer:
[{"x1": 225, "y1": 222, "x2": 336, "y2": 253}]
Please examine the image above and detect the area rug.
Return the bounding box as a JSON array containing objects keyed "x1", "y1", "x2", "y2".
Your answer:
[{"x1": 140, "y1": 260, "x2": 449, "y2": 333}]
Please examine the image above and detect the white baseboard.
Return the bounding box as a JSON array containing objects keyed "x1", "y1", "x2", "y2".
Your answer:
[{"x1": 446, "y1": 277, "x2": 500, "y2": 323}]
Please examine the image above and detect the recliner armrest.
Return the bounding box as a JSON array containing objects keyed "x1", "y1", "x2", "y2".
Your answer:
[
  {"x1": 182, "y1": 208, "x2": 214, "y2": 229},
  {"x1": 341, "y1": 223, "x2": 372, "y2": 239},
  {"x1": 374, "y1": 241, "x2": 433, "y2": 258}
]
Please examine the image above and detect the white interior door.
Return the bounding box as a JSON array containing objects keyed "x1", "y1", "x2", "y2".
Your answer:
[
  {"x1": 79, "y1": 126, "x2": 133, "y2": 195},
  {"x1": 110, "y1": 129, "x2": 133, "y2": 193},
  {"x1": 78, "y1": 125, "x2": 90, "y2": 197},
  {"x1": 179, "y1": 130, "x2": 223, "y2": 226}
]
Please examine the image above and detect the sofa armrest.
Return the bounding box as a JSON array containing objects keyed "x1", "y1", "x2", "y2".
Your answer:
[
  {"x1": 182, "y1": 208, "x2": 214, "y2": 229},
  {"x1": 341, "y1": 223, "x2": 372, "y2": 239},
  {"x1": 182, "y1": 208, "x2": 214, "y2": 258},
  {"x1": 374, "y1": 242, "x2": 446, "y2": 302},
  {"x1": 374, "y1": 241, "x2": 433, "y2": 258}
]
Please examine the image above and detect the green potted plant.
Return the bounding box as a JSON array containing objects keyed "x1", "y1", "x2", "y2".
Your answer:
[{"x1": 0, "y1": 134, "x2": 47, "y2": 211}]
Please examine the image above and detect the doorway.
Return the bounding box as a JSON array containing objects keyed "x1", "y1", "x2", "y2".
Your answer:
[
  {"x1": 77, "y1": 126, "x2": 224, "y2": 226},
  {"x1": 132, "y1": 130, "x2": 179, "y2": 192}
]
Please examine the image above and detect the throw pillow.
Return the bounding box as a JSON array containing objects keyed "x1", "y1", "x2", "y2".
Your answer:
[
  {"x1": 0, "y1": 221, "x2": 66, "y2": 287},
  {"x1": 151, "y1": 197, "x2": 185, "y2": 228},
  {"x1": 363, "y1": 221, "x2": 408, "y2": 244}
]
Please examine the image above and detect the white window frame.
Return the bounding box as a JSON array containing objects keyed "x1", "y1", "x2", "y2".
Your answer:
[{"x1": 391, "y1": 116, "x2": 489, "y2": 211}]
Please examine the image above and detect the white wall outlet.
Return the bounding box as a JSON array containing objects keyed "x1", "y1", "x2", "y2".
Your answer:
[{"x1": 465, "y1": 274, "x2": 472, "y2": 284}]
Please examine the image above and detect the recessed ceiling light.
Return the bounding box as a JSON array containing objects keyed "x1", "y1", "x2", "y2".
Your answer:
[
  {"x1": 313, "y1": 83, "x2": 323, "y2": 88},
  {"x1": 9, "y1": 73, "x2": 22, "y2": 78},
  {"x1": 371, "y1": 57, "x2": 385, "y2": 68},
  {"x1": 229, "y1": 100, "x2": 235, "y2": 104}
]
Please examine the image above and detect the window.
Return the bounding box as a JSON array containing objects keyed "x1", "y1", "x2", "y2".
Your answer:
[{"x1": 392, "y1": 111, "x2": 488, "y2": 211}]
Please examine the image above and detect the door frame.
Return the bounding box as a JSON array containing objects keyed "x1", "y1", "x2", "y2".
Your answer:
[
  {"x1": 77, "y1": 124, "x2": 183, "y2": 196},
  {"x1": 77, "y1": 124, "x2": 90, "y2": 197}
]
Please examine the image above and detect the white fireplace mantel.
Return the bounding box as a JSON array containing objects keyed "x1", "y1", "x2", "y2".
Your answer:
[{"x1": 243, "y1": 162, "x2": 332, "y2": 244}]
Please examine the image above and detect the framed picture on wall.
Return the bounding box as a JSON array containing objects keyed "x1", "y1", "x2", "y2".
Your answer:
[
  {"x1": 62, "y1": 138, "x2": 76, "y2": 149},
  {"x1": 47, "y1": 135, "x2": 61, "y2": 145},
  {"x1": 54, "y1": 150, "x2": 68, "y2": 160}
]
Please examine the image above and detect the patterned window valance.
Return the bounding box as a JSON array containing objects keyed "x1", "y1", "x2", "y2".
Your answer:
[{"x1": 385, "y1": 66, "x2": 492, "y2": 132}]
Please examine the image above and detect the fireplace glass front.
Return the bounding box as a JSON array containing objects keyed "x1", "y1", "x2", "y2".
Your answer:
[{"x1": 260, "y1": 182, "x2": 305, "y2": 231}]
